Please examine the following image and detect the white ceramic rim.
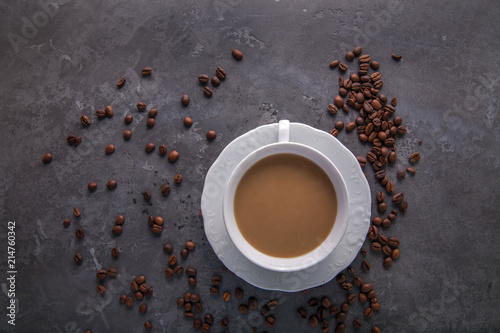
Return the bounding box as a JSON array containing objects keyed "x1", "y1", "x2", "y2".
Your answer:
[{"x1": 223, "y1": 142, "x2": 350, "y2": 272}]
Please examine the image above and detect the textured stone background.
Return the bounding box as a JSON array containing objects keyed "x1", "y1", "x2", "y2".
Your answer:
[{"x1": 0, "y1": 0, "x2": 499, "y2": 332}]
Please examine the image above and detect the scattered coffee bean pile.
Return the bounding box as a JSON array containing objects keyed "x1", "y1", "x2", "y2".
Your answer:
[{"x1": 41, "y1": 46, "x2": 420, "y2": 331}]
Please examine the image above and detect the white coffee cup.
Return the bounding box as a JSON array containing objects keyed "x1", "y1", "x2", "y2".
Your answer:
[{"x1": 223, "y1": 120, "x2": 350, "y2": 272}]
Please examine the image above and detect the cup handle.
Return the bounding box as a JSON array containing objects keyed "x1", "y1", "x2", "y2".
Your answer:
[{"x1": 278, "y1": 120, "x2": 290, "y2": 142}]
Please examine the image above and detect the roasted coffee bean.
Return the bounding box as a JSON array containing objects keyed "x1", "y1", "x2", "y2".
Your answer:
[
  {"x1": 66, "y1": 134, "x2": 77, "y2": 144},
  {"x1": 112, "y1": 225, "x2": 123, "y2": 235},
  {"x1": 96, "y1": 269, "x2": 107, "y2": 280},
  {"x1": 188, "y1": 294, "x2": 200, "y2": 303},
  {"x1": 357, "y1": 156, "x2": 367, "y2": 167},
  {"x1": 146, "y1": 287, "x2": 153, "y2": 298},
  {"x1": 353, "y1": 46, "x2": 362, "y2": 56},
  {"x1": 87, "y1": 182, "x2": 97, "y2": 191},
  {"x1": 359, "y1": 54, "x2": 371, "y2": 63},
  {"x1": 195, "y1": 302, "x2": 202, "y2": 312},
  {"x1": 165, "y1": 268, "x2": 174, "y2": 278},
  {"x1": 359, "y1": 293, "x2": 367, "y2": 302},
  {"x1": 104, "y1": 105, "x2": 113, "y2": 118},
  {"x1": 138, "y1": 303, "x2": 147, "y2": 314},
  {"x1": 370, "y1": 60, "x2": 380, "y2": 70},
  {"x1": 321, "y1": 296, "x2": 331, "y2": 308},
  {"x1": 62, "y1": 219, "x2": 71, "y2": 227},
  {"x1": 111, "y1": 247, "x2": 119, "y2": 258},
  {"x1": 168, "y1": 255, "x2": 177, "y2": 266},
  {"x1": 154, "y1": 216, "x2": 164, "y2": 225},
  {"x1": 117, "y1": 77, "x2": 126, "y2": 88},
  {"x1": 388, "y1": 151, "x2": 397, "y2": 163},
  {"x1": 346, "y1": 121, "x2": 356, "y2": 132},
  {"x1": 347, "y1": 293, "x2": 357, "y2": 304},
  {"x1": 336, "y1": 311, "x2": 347, "y2": 322},
  {"x1": 201, "y1": 323, "x2": 210, "y2": 332},
  {"x1": 144, "y1": 321, "x2": 152, "y2": 331},
  {"x1": 334, "y1": 95, "x2": 344, "y2": 108},
  {"x1": 181, "y1": 248, "x2": 189, "y2": 258},
  {"x1": 353, "y1": 276, "x2": 363, "y2": 287},
  {"x1": 397, "y1": 169, "x2": 406, "y2": 179},
  {"x1": 364, "y1": 307, "x2": 374, "y2": 317},
  {"x1": 309, "y1": 315, "x2": 319, "y2": 327},
  {"x1": 371, "y1": 242, "x2": 382, "y2": 251},
  {"x1": 232, "y1": 49, "x2": 243, "y2": 60},
  {"x1": 207, "y1": 130, "x2": 217, "y2": 140},
  {"x1": 267, "y1": 300, "x2": 279, "y2": 308},
  {"x1": 135, "y1": 292, "x2": 144, "y2": 301},
  {"x1": 105, "y1": 144, "x2": 115, "y2": 155},
  {"x1": 375, "y1": 170, "x2": 386, "y2": 179},
  {"x1": 335, "y1": 323, "x2": 346, "y2": 333},
  {"x1": 372, "y1": 217, "x2": 382, "y2": 226},
  {"x1": 183, "y1": 117, "x2": 193, "y2": 127},
  {"x1": 42, "y1": 153, "x2": 53, "y2": 164},
  {"x1": 181, "y1": 94, "x2": 190, "y2": 106},
  {"x1": 335, "y1": 121, "x2": 345, "y2": 130},
  {"x1": 222, "y1": 291, "x2": 231, "y2": 302},
  {"x1": 382, "y1": 245, "x2": 392, "y2": 256},
  {"x1": 107, "y1": 180, "x2": 117, "y2": 189},
  {"x1": 336, "y1": 273, "x2": 346, "y2": 283},
  {"x1": 135, "y1": 275, "x2": 146, "y2": 284},
  {"x1": 210, "y1": 286, "x2": 219, "y2": 295},
  {"x1": 328, "y1": 305, "x2": 339, "y2": 316},
  {"x1": 123, "y1": 129, "x2": 132, "y2": 140},
  {"x1": 186, "y1": 267, "x2": 197, "y2": 277},
  {"x1": 297, "y1": 308, "x2": 308, "y2": 319},
  {"x1": 400, "y1": 201, "x2": 408, "y2": 212},
  {"x1": 368, "y1": 225, "x2": 378, "y2": 240},
  {"x1": 211, "y1": 275, "x2": 223, "y2": 285},
  {"x1": 233, "y1": 287, "x2": 244, "y2": 300},
  {"x1": 216, "y1": 67, "x2": 226, "y2": 79},
  {"x1": 371, "y1": 302, "x2": 382, "y2": 311},
  {"x1": 327, "y1": 103, "x2": 338, "y2": 114},
  {"x1": 198, "y1": 74, "x2": 209, "y2": 83},
  {"x1": 80, "y1": 115, "x2": 91, "y2": 127},
  {"x1": 145, "y1": 143, "x2": 155, "y2": 153},
  {"x1": 210, "y1": 75, "x2": 221, "y2": 87},
  {"x1": 188, "y1": 277, "x2": 197, "y2": 286},
  {"x1": 75, "y1": 228, "x2": 85, "y2": 239},
  {"x1": 162, "y1": 244, "x2": 173, "y2": 255},
  {"x1": 174, "y1": 266, "x2": 184, "y2": 275},
  {"x1": 348, "y1": 266, "x2": 356, "y2": 274},
  {"x1": 114, "y1": 215, "x2": 125, "y2": 225},
  {"x1": 378, "y1": 235, "x2": 388, "y2": 245},
  {"x1": 385, "y1": 182, "x2": 395, "y2": 193},
  {"x1": 380, "y1": 177, "x2": 389, "y2": 186},
  {"x1": 96, "y1": 109, "x2": 106, "y2": 118},
  {"x1": 392, "y1": 192, "x2": 404, "y2": 204},
  {"x1": 384, "y1": 257, "x2": 393, "y2": 267},
  {"x1": 220, "y1": 317, "x2": 229, "y2": 328},
  {"x1": 119, "y1": 294, "x2": 127, "y2": 303},
  {"x1": 392, "y1": 248, "x2": 401, "y2": 259},
  {"x1": 238, "y1": 304, "x2": 249, "y2": 314},
  {"x1": 409, "y1": 152, "x2": 421, "y2": 163},
  {"x1": 329, "y1": 60, "x2": 339, "y2": 69},
  {"x1": 345, "y1": 51, "x2": 355, "y2": 61},
  {"x1": 73, "y1": 207, "x2": 81, "y2": 217},
  {"x1": 142, "y1": 67, "x2": 152, "y2": 76},
  {"x1": 125, "y1": 296, "x2": 134, "y2": 308},
  {"x1": 353, "y1": 318, "x2": 362, "y2": 328},
  {"x1": 338, "y1": 62, "x2": 348, "y2": 71},
  {"x1": 96, "y1": 285, "x2": 106, "y2": 294},
  {"x1": 246, "y1": 297, "x2": 257, "y2": 310},
  {"x1": 74, "y1": 253, "x2": 83, "y2": 262},
  {"x1": 146, "y1": 118, "x2": 155, "y2": 128},
  {"x1": 339, "y1": 87, "x2": 348, "y2": 97},
  {"x1": 392, "y1": 53, "x2": 402, "y2": 61},
  {"x1": 108, "y1": 268, "x2": 118, "y2": 278},
  {"x1": 377, "y1": 202, "x2": 387, "y2": 213},
  {"x1": 183, "y1": 241, "x2": 195, "y2": 251},
  {"x1": 136, "y1": 102, "x2": 147, "y2": 111},
  {"x1": 185, "y1": 312, "x2": 195, "y2": 318},
  {"x1": 141, "y1": 190, "x2": 151, "y2": 201},
  {"x1": 308, "y1": 298, "x2": 319, "y2": 307},
  {"x1": 382, "y1": 218, "x2": 391, "y2": 228},
  {"x1": 376, "y1": 191, "x2": 385, "y2": 203},
  {"x1": 160, "y1": 185, "x2": 171, "y2": 195},
  {"x1": 124, "y1": 115, "x2": 133, "y2": 125},
  {"x1": 168, "y1": 150, "x2": 179, "y2": 162},
  {"x1": 341, "y1": 282, "x2": 353, "y2": 291}
]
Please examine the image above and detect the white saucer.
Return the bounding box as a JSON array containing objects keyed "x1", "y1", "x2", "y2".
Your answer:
[{"x1": 201, "y1": 122, "x2": 371, "y2": 291}]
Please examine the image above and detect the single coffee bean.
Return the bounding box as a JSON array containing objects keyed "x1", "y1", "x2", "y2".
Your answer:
[
  {"x1": 249, "y1": 297, "x2": 259, "y2": 310},
  {"x1": 142, "y1": 190, "x2": 151, "y2": 201},
  {"x1": 201, "y1": 323, "x2": 210, "y2": 332},
  {"x1": 183, "y1": 117, "x2": 193, "y2": 127},
  {"x1": 142, "y1": 67, "x2": 152, "y2": 76},
  {"x1": 186, "y1": 267, "x2": 197, "y2": 277},
  {"x1": 119, "y1": 294, "x2": 127, "y2": 303},
  {"x1": 73, "y1": 253, "x2": 83, "y2": 262},
  {"x1": 143, "y1": 142, "x2": 155, "y2": 153},
  {"x1": 336, "y1": 274, "x2": 346, "y2": 283},
  {"x1": 66, "y1": 134, "x2": 77, "y2": 144},
  {"x1": 334, "y1": 95, "x2": 344, "y2": 107},
  {"x1": 364, "y1": 307, "x2": 374, "y2": 317},
  {"x1": 185, "y1": 241, "x2": 196, "y2": 251},
  {"x1": 174, "y1": 266, "x2": 184, "y2": 275},
  {"x1": 338, "y1": 62, "x2": 348, "y2": 71},
  {"x1": 96, "y1": 285, "x2": 106, "y2": 294},
  {"x1": 388, "y1": 213, "x2": 397, "y2": 221},
  {"x1": 165, "y1": 268, "x2": 174, "y2": 278},
  {"x1": 180, "y1": 94, "x2": 190, "y2": 106},
  {"x1": 168, "y1": 150, "x2": 179, "y2": 162},
  {"x1": 335, "y1": 323, "x2": 346, "y2": 333},
  {"x1": 198, "y1": 74, "x2": 209, "y2": 83},
  {"x1": 353, "y1": 46, "x2": 362, "y2": 56},
  {"x1": 353, "y1": 318, "x2": 362, "y2": 328},
  {"x1": 357, "y1": 156, "x2": 367, "y2": 167},
  {"x1": 385, "y1": 182, "x2": 395, "y2": 193},
  {"x1": 346, "y1": 121, "x2": 356, "y2": 131},
  {"x1": 181, "y1": 248, "x2": 189, "y2": 258},
  {"x1": 384, "y1": 257, "x2": 393, "y2": 267},
  {"x1": 409, "y1": 152, "x2": 421, "y2": 163},
  {"x1": 392, "y1": 53, "x2": 402, "y2": 61},
  {"x1": 371, "y1": 242, "x2": 381, "y2": 251},
  {"x1": 125, "y1": 296, "x2": 134, "y2": 308},
  {"x1": 168, "y1": 255, "x2": 177, "y2": 266},
  {"x1": 96, "y1": 269, "x2": 107, "y2": 280},
  {"x1": 345, "y1": 51, "x2": 355, "y2": 61},
  {"x1": 336, "y1": 311, "x2": 347, "y2": 322},
  {"x1": 212, "y1": 276, "x2": 223, "y2": 285},
  {"x1": 185, "y1": 311, "x2": 195, "y2": 318},
  {"x1": 376, "y1": 191, "x2": 385, "y2": 203},
  {"x1": 400, "y1": 201, "x2": 408, "y2": 212},
  {"x1": 382, "y1": 218, "x2": 391, "y2": 228},
  {"x1": 392, "y1": 192, "x2": 404, "y2": 204},
  {"x1": 207, "y1": 130, "x2": 217, "y2": 140},
  {"x1": 163, "y1": 244, "x2": 173, "y2": 254},
  {"x1": 87, "y1": 182, "x2": 97, "y2": 191},
  {"x1": 135, "y1": 275, "x2": 146, "y2": 285},
  {"x1": 139, "y1": 303, "x2": 147, "y2": 314},
  {"x1": 105, "y1": 105, "x2": 113, "y2": 118},
  {"x1": 341, "y1": 302, "x2": 350, "y2": 312},
  {"x1": 232, "y1": 49, "x2": 243, "y2": 60},
  {"x1": 406, "y1": 167, "x2": 416, "y2": 174},
  {"x1": 42, "y1": 153, "x2": 53, "y2": 164},
  {"x1": 124, "y1": 115, "x2": 133, "y2": 124},
  {"x1": 136, "y1": 102, "x2": 147, "y2": 111},
  {"x1": 397, "y1": 169, "x2": 406, "y2": 179},
  {"x1": 188, "y1": 277, "x2": 197, "y2": 286},
  {"x1": 341, "y1": 282, "x2": 353, "y2": 291},
  {"x1": 309, "y1": 315, "x2": 319, "y2": 327},
  {"x1": 221, "y1": 317, "x2": 229, "y2": 328},
  {"x1": 112, "y1": 225, "x2": 123, "y2": 235},
  {"x1": 348, "y1": 293, "x2": 357, "y2": 304},
  {"x1": 308, "y1": 298, "x2": 319, "y2": 307},
  {"x1": 73, "y1": 207, "x2": 81, "y2": 217},
  {"x1": 265, "y1": 316, "x2": 275, "y2": 327},
  {"x1": 329, "y1": 60, "x2": 339, "y2": 69},
  {"x1": 392, "y1": 248, "x2": 401, "y2": 259},
  {"x1": 210, "y1": 286, "x2": 219, "y2": 295},
  {"x1": 216, "y1": 67, "x2": 226, "y2": 79},
  {"x1": 115, "y1": 215, "x2": 125, "y2": 225},
  {"x1": 382, "y1": 245, "x2": 392, "y2": 256},
  {"x1": 96, "y1": 109, "x2": 106, "y2": 119},
  {"x1": 193, "y1": 318, "x2": 202, "y2": 329},
  {"x1": 107, "y1": 268, "x2": 118, "y2": 278},
  {"x1": 62, "y1": 219, "x2": 71, "y2": 227},
  {"x1": 80, "y1": 115, "x2": 91, "y2": 127},
  {"x1": 75, "y1": 228, "x2": 85, "y2": 239},
  {"x1": 378, "y1": 235, "x2": 388, "y2": 245},
  {"x1": 111, "y1": 247, "x2": 119, "y2": 258},
  {"x1": 335, "y1": 121, "x2": 345, "y2": 130},
  {"x1": 223, "y1": 292, "x2": 231, "y2": 302},
  {"x1": 154, "y1": 216, "x2": 164, "y2": 225},
  {"x1": 348, "y1": 266, "x2": 356, "y2": 274},
  {"x1": 267, "y1": 300, "x2": 279, "y2": 308},
  {"x1": 146, "y1": 118, "x2": 155, "y2": 128},
  {"x1": 353, "y1": 276, "x2": 363, "y2": 287},
  {"x1": 161, "y1": 185, "x2": 171, "y2": 195},
  {"x1": 235, "y1": 287, "x2": 244, "y2": 300},
  {"x1": 327, "y1": 103, "x2": 338, "y2": 114},
  {"x1": 117, "y1": 77, "x2": 126, "y2": 88},
  {"x1": 144, "y1": 321, "x2": 153, "y2": 331},
  {"x1": 195, "y1": 302, "x2": 202, "y2": 312},
  {"x1": 105, "y1": 144, "x2": 115, "y2": 155},
  {"x1": 377, "y1": 202, "x2": 387, "y2": 213},
  {"x1": 107, "y1": 180, "x2": 117, "y2": 189},
  {"x1": 211, "y1": 75, "x2": 221, "y2": 86},
  {"x1": 156, "y1": 144, "x2": 166, "y2": 156},
  {"x1": 329, "y1": 305, "x2": 339, "y2": 316},
  {"x1": 339, "y1": 87, "x2": 348, "y2": 97},
  {"x1": 297, "y1": 308, "x2": 307, "y2": 319},
  {"x1": 123, "y1": 130, "x2": 132, "y2": 140},
  {"x1": 321, "y1": 296, "x2": 331, "y2": 307},
  {"x1": 359, "y1": 293, "x2": 367, "y2": 302}
]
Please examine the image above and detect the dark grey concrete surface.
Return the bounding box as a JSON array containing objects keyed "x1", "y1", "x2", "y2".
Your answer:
[{"x1": 1, "y1": 0, "x2": 499, "y2": 332}]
